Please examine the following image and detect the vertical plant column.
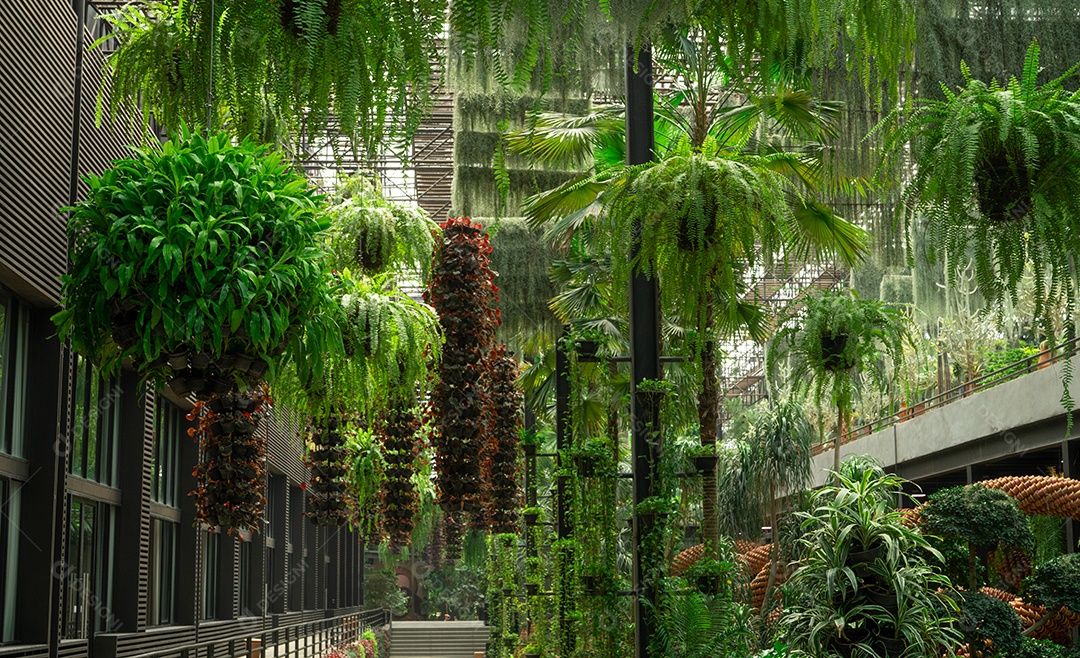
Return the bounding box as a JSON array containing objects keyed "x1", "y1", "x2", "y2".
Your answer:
[
  {"x1": 486, "y1": 346, "x2": 523, "y2": 533},
  {"x1": 427, "y1": 217, "x2": 499, "y2": 555},
  {"x1": 190, "y1": 386, "x2": 271, "y2": 533},
  {"x1": 378, "y1": 406, "x2": 422, "y2": 551},
  {"x1": 487, "y1": 533, "x2": 520, "y2": 658},
  {"x1": 304, "y1": 416, "x2": 352, "y2": 526}
]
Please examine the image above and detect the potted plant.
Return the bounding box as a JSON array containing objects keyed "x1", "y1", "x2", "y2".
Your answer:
[
  {"x1": 523, "y1": 507, "x2": 542, "y2": 527},
  {"x1": 781, "y1": 459, "x2": 961, "y2": 657},
  {"x1": 55, "y1": 128, "x2": 336, "y2": 398},
  {"x1": 879, "y1": 40, "x2": 1080, "y2": 339},
  {"x1": 427, "y1": 217, "x2": 500, "y2": 547},
  {"x1": 523, "y1": 644, "x2": 540, "y2": 658},
  {"x1": 769, "y1": 289, "x2": 909, "y2": 472},
  {"x1": 571, "y1": 439, "x2": 609, "y2": 478},
  {"x1": 521, "y1": 433, "x2": 541, "y2": 458},
  {"x1": 687, "y1": 443, "x2": 718, "y2": 475}
]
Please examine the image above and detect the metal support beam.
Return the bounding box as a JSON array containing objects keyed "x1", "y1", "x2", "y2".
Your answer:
[
  {"x1": 554, "y1": 328, "x2": 572, "y2": 654},
  {"x1": 626, "y1": 43, "x2": 660, "y2": 658}
]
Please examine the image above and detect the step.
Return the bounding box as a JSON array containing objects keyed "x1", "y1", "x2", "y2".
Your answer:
[{"x1": 389, "y1": 622, "x2": 490, "y2": 658}]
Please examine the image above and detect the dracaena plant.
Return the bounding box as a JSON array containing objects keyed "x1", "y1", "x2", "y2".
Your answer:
[
  {"x1": 55, "y1": 128, "x2": 337, "y2": 397},
  {"x1": 877, "y1": 40, "x2": 1080, "y2": 336}
]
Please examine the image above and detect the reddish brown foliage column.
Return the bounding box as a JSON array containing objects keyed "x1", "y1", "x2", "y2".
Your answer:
[
  {"x1": 486, "y1": 346, "x2": 523, "y2": 533},
  {"x1": 426, "y1": 217, "x2": 499, "y2": 556}
]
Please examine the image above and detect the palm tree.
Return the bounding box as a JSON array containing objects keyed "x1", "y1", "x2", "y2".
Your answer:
[
  {"x1": 508, "y1": 28, "x2": 868, "y2": 555},
  {"x1": 767, "y1": 289, "x2": 909, "y2": 472}
]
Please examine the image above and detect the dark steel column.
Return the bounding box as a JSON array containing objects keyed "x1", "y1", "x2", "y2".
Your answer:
[
  {"x1": 626, "y1": 43, "x2": 660, "y2": 658},
  {"x1": 554, "y1": 328, "x2": 572, "y2": 654}
]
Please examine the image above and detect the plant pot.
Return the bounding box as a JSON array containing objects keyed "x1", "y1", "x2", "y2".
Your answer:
[
  {"x1": 695, "y1": 574, "x2": 721, "y2": 595},
  {"x1": 249, "y1": 359, "x2": 269, "y2": 379},
  {"x1": 693, "y1": 455, "x2": 718, "y2": 474},
  {"x1": 111, "y1": 322, "x2": 139, "y2": 349},
  {"x1": 874, "y1": 635, "x2": 906, "y2": 656},
  {"x1": 863, "y1": 585, "x2": 898, "y2": 612},
  {"x1": 975, "y1": 156, "x2": 1032, "y2": 223},
  {"x1": 523, "y1": 443, "x2": 537, "y2": 457},
  {"x1": 525, "y1": 583, "x2": 539, "y2": 596},
  {"x1": 190, "y1": 352, "x2": 211, "y2": 370},
  {"x1": 502, "y1": 637, "x2": 515, "y2": 649},
  {"x1": 207, "y1": 378, "x2": 232, "y2": 396},
  {"x1": 168, "y1": 352, "x2": 189, "y2": 370},
  {"x1": 581, "y1": 575, "x2": 600, "y2": 594},
  {"x1": 575, "y1": 340, "x2": 600, "y2": 362},
  {"x1": 502, "y1": 587, "x2": 513, "y2": 597},
  {"x1": 848, "y1": 541, "x2": 885, "y2": 565},
  {"x1": 524, "y1": 512, "x2": 539, "y2": 527},
  {"x1": 525, "y1": 654, "x2": 540, "y2": 658}
]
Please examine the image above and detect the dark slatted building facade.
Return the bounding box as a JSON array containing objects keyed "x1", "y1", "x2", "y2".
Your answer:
[{"x1": 0, "y1": 3, "x2": 370, "y2": 657}]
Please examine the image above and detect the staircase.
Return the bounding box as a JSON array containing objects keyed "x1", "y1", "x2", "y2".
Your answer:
[{"x1": 389, "y1": 621, "x2": 490, "y2": 658}]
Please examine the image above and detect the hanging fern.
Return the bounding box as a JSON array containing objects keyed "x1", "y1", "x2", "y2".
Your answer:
[
  {"x1": 877, "y1": 40, "x2": 1080, "y2": 337},
  {"x1": 97, "y1": 0, "x2": 444, "y2": 160},
  {"x1": 329, "y1": 176, "x2": 440, "y2": 279}
]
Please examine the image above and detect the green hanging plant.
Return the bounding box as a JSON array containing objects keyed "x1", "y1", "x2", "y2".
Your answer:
[
  {"x1": 97, "y1": 0, "x2": 444, "y2": 159},
  {"x1": 878, "y1": 40, "x2": 1080, "y2": 332},
  {"x1": 328, "y1": 176, "x2": 440, "y2": 279},
  {"x1": 54, "y1": 128, "x2": 337, "y2": 397},
  {"x1": 768, "y1": 289, "x2": 909, "y2": 472}
]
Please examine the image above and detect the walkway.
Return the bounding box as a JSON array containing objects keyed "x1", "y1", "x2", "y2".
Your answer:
[{"x1": 389, "y1": 621, "x2": 489, "y2": 658}]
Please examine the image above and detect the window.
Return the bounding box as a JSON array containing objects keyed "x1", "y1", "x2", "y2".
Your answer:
[
  {"x1": 152, "y1": 404, "x2": 184, "y2": 507},
  {"x1": 62, "y1": 498, "x2": 117, "y2": 638},
  {"x1": 0, "y1": 477, "x2": 20, "y2": 643},
  {"x1": 0, "y1": 290, "x2": 27, "y2": 457},
  {"x1": 202, "y1": 532, "x2": 221, "y2": 619},
  {"x1": 70, "y1": 355, "x2": 120, "y2": 486},
  {"x1": 238, "y1": 540, "x2": 252, "y2": 616},
  {"x1": 147, "y1": 519, "x2": 176, "y2": 626}
]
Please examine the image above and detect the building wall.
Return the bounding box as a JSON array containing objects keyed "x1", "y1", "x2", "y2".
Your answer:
[{"x1": 0, "y1": 3, "x2": 367, "y2": 657}]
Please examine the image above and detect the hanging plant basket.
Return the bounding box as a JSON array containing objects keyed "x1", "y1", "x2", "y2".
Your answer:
[
  {"x1": 525, "y1": 583, "x2": 539, "y2": 596},
  {"x1": 54, "y1": 131, "x2": 336, "y2": 402},
  {"x1": 580, "y1": 574, "x2": 601, "y2": 595},
  {"x1": 524, "y1": 511, "x2": 540, "y2": 527},
  {"x1": 575, "y1": 339, "x2": 600, "y2": 362},
  {"x1": 575, "y1": 455, "x2": 599, "y2": 478},
  {"x1": 523, "y1": 443, "x2": 537, "y2": 457},
  {"x1": 974, "y1": 150, "x2": 1033, "y2": 223}
]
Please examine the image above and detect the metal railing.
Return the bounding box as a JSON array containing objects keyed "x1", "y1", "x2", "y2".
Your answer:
[
  {"x1": 815, "y1": 336, "x2": 1080, "y2": 453},
  {"x1": 131, "y1": 610, "x2": 391, "y2": 658}
]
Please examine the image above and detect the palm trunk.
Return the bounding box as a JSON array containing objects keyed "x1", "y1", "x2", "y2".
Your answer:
[{"x1": 699, "y1": 302, "x2": 720, "y2": 556}]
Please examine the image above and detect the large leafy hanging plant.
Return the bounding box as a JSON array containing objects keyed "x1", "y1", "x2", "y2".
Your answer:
[
  {"x1": 97, "y1": 0, "x2": 443, "y2": 159},
  {"x1": 426, "y1": 217, "x2": 500, "y2": 554},
  {"x1": 327, "y1": 176, "x2": 440, "y2": 279},
  {"x1": 878, "y1": 40, "x2": 1080, "y2": 328},
  {"x1": 55, "y1": 129, "x2": 336, "y2": 397}
]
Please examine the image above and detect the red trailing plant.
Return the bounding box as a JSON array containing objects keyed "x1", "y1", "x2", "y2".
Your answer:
[
  {"x1": 426, "y1": 217, "x2": 499, "y2": 547},
  {"x1": 485, "y1": 346, "x2": 523, "y2": 534},
  {"x1": 189, "y1": 385, "x2": 272, "y2": 535},
  {"x1": 378, "y1": 406, "x2": 421, "y2": 551},
  {"x1": 304, "y1": 415, "x2": 352, "y2": 526}
]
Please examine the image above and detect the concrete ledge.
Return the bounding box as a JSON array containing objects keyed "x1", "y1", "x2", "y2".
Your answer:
[{"x1": 811, "y1": 354, "x2": 1080, "y2": 487}]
